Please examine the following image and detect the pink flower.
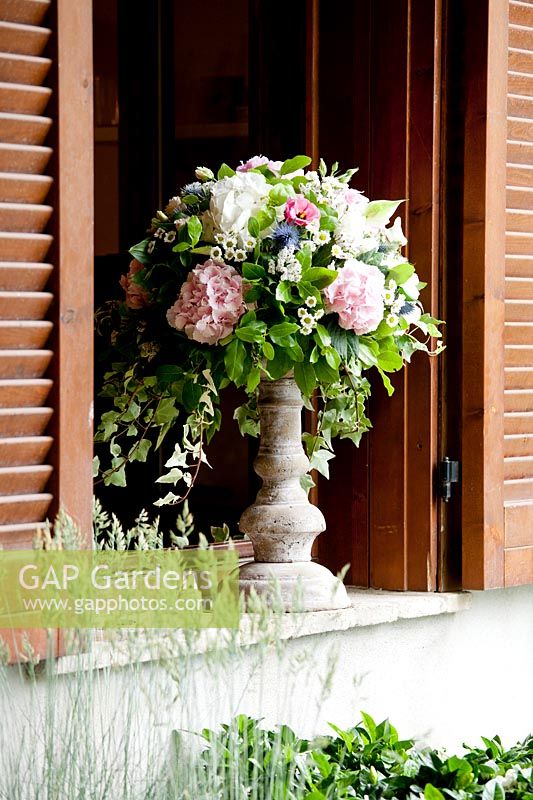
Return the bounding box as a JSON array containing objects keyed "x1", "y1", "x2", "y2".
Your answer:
[
  {"x1": 323, "y1": 259, "x2": 385, "y2": 334},
  {"x1": 237, "y1": 155, "x2": 282, "y2": 173},
  {"x1": 284, "y1": 195, "x2": 320, "y2": 227},
  {"x1": 344, "y1": 188, "x2": 365, "y2": 206},
  {"x1": 119, "y1": 259, "x2": 150, "y2": 310},
  {"x1": 166, "y1": 259, "x2": 246, "y2": 345}
]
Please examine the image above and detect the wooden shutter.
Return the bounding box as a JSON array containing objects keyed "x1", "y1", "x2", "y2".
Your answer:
[
  {"x1": 0, "y1": 0, "x2": 93, "y2": 662},
  {"x1": 460, "y1": 0, "x2": 533, "y2": 588},
  {"x1": 0, "y1": 0, "x2": 54, "y2": 547}
]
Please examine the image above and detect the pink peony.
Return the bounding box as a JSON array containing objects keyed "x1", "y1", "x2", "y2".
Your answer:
[
  {"x1": 237, "y1": 155, "x2": 283, "y2": 173},
  {"x1": 323, "y1": 259, "x2": 385, "y2": 334},
  {"x1": 120, "y1": 259, "x2": 150, "y2": 309},
  {"x1": 166, "y1": 259, "x2": 246, "y2": 345},
  {"x1": 284, "y1": 195, "x2": 321, "y2": 227}
]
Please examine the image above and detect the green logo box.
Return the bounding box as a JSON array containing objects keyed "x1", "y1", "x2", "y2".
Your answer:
[{"x1": 0, "y1": 550, "x2": 240, "y2": 629}]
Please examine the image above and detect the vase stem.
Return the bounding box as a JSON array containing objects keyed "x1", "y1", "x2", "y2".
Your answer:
[{"x1": 238, "y1": 375, "x2": 350, "y2": 611}]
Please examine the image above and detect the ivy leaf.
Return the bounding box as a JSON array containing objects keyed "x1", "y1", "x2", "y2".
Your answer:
[
  {"x1": 129, "y1": 439, "x2": 152, "y2": 463},
  {"x1": 280, "y1": 155, "x2": 312, "y2": 175},
  {"x1": 378, "y1": 350, "x2": 404, "y2": 372},
  {"x1": 154, "y1": 397, "x2": 177, "y2": 425},
  {"x1": 92, "y1": 455, "x2": 100, "y2": 478},
  {"x1": 153, "y1": 492, "x2": 180, "y2": 507},
  {"x1": 309, "y1": 448, "x2": 335, "y2": 478},
  {"x1": 294, "y1": 361, "x2": 316, "y2": 398},
  {"x1": 233, "y1": 404, "x2": 259, "y2": 437},
  {"x1": 378, "y1": 367, "x2": 395, "y2": 397},
  {"x1": 156, "y1": 468, "x2": 184, "y2": 484},
  {"x1": 104, "y1": 465, "x2": 126, "y2": 488},
  {"x1": 182, "y1": 380, "x2": 203, "y2": 412},
  {"x1": 157, "y1": 364, "x2": 182, "y2": 386}
]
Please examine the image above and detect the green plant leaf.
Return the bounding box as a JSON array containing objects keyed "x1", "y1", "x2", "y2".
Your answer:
[
  {"x1": 154, "y1": 397, "x2": 177, "y2": 425},
  {"x1": 247, "y1": 217, "x2": 260, "y2": 237},
  {"x1": 224, "y1": 338, "x2": 246, "y2": 383},
  {"x1": 217, "y1": 163, "x2": 235, "y2": 179},
  {"x1": 187, "y1": 215, "x2": 202, "y2": 246},
  {"x1": 242, "y1": 262, "x2": 266, "y2": 280},
  {"x1": 387, "y1": 262, "x2": 415, "y2": 285},
  {"x1": 269, "y1": 322, "x2": 300, "y2": 343},
  {"x1": 129, "y1": 438, "x2": 151, "y2": 463},
  {"x1": 378, "y1": 350, "x2": 404, "y2": 372},
  {"x1": 280, "y1": 155, "x2": 312, "y2": 175},
  {"x1": 294, "y1": 361, "x2": 316, "y2": 397},
  {"x1": 365, "y1": 199, "x2": 404, "y2": 226}
]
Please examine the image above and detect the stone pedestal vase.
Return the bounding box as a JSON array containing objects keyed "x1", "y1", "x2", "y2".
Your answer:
[{"x1": 238, "y1": 375, "x2": 350, "y2": 611}]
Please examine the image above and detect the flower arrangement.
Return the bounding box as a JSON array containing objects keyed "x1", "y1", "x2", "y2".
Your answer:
[{"x1": 95, "y1": 155, "x2": 442, "y2": 503}]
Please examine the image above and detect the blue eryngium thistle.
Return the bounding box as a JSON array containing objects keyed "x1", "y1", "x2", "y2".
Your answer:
[
  {"x1": 181, "y1": 181, "x2": 211, "y2": 202},
  {"x1": 271, "y1": 222, "x2": 301, "y2": 252}
]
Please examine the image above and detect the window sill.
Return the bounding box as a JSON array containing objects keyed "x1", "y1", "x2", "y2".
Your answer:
[{"x1": 53, "y1": 588, "x2": 471, "y2": 676}]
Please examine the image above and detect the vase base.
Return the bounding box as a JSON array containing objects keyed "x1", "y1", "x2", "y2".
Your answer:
[{"x1": 239, "y1": 560, "x2": 350, "y2": 612}]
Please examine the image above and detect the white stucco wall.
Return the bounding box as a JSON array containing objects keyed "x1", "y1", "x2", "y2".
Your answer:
[{"x1": 1, "y1": 585, "x2": 532, "y2": 793}]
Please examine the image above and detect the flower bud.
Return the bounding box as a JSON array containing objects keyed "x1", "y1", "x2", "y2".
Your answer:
[{"x1": 195, "y1": 166, "x2": 214, "y2": 182}]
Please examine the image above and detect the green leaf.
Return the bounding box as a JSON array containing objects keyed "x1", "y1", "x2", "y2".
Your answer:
[
  {"x1": 294, "y1": 361, "x2": 316, "y2": 397},
  {"x1": 388, "y1": 262, "x2": 415, "y2": 285},
  {"x1": 304, "y1": 267, "x2": 338, "y2": 288},
  {"x1": 182, "y1": 380, "x2": 203, "y2": 412},
  {"x1": 129, "y1": 438, "x2": 151, "y2": 463},
  {"x1": 269, "y1": 183, "x2": 292, "y2": 205},
  {"x1": 224, "y1": 338, "x2": 246, "y2": 383},
  {"x1": 235, "y1": 321, "x2": 267, "y2": 343},
  {"x1": 187, "y1": 215, "x2": 202, "y2": 246},
  {"x1": 92, "y1": 455, "x2": 100, "y2": 478},
  {"x1": 262, "y1": 341, "x2": 275, "y2": 360},
  {"x1": 378, "y1": 367, "x2": 395, "y2": 396},
  {"x1": 310, "y1": 448, "x2": 335, "y2": 478},
  {"x1": 173, "y1": 241, "x2": 191, "y2": 253},
  {"x1": 275, "y1": 281, "x2": 295, "y2": 303},
  {"x1": 314, "y1": 358, "x2": 338, "y2": 384},
  {"x1": 105, "y1": 465, "x2": 126, "y2": 488},
  {"x1": 247, "y1": 217, "x2": 260, "y2": 237},
  {"x1": 378, "y1": 349, "x2": 404, "y2": 372},
  {"x1": 100, "y1": 411, "x2": 118, "y2": 441},
  {"x1": 280, "y1": 155, "x2": 312, "y2": 175},
  {"x1": 364, "y1": 199, "x2": 404, "y2": 226},
  {"x1": 324, "y1": 346, "x2": 341, "y2": 370},
  {"x1": 246, "y1": 366, "x2": 261, "y2": 392},
  {"x1": 268, "y1": 347, "x2": 292, "y2": 380},
  {"x1": 156, "y1": 468, "x2": 184, "y2": 485},
  {"x1": 242, "y1": 262, "x2": 266, "y2": 280},
  {"x1": 154, "y1": 397, "x2": 177, "y2": 425},
  {"x1": 253, "y1": 207, "x2": 276, "y2": 231},
  {"x1": 217, "y1": 162, "x2": 235, "y2": 179},
  {"x1": 129, "y1": 239, "x2": 151, "y2": 265},
  {"x1": 234, "y1": 404, "x2": 259, "y2": 437},
  {"x1": 156, "y1": 364, "x2": 182, "y2": 386},
  {"x1": 314, "y1": 324, "x2": 331, "y2": 348},
  {"x1": 424, "y1": 786, "x2": 446, "y2": 800},
  {"x1": 269, "y1": 322, "x2": 300, "y2": 343}
]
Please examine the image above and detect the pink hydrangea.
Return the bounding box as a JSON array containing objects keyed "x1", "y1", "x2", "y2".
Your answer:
[
  {"x1": 284, "y1": 195, "x2": 320, "y2": 227},
  {"x1": 323, "y1": 259, "x2": 385, "y2": 334},
  {"x1": 119, "y1": 259, "x2": 150, "y2": 310},
  {"x1": 166, "y1": 259, "x2": 246, "y2": 345},
  {"x1": 237, "y1": 155, "x2": 283, "y2": 173}
]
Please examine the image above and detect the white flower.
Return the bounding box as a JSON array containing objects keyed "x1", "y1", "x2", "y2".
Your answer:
[
  {"x1": 164, "y1": 230, "x2": 176, "y2": 243},
  {"x1": 195, "y1": 166, "x2": 215, "y2": 182},
  {"x1": 336, "y1": 204, "x2": 367, "y2": 250},
  {"x1": 242, "y1": 236, "x2": 256, "y2": 251},
  {"x1": 383, "y1": 289, "x2": 395, "y2": 305},
  {"x1": 298, "y1": 307, "x2": 307, "y2": 318},
  {"x1": 147, "y1": 240, "x2": 155, "y2": 254},
  {"x1": 401, "y1": 273, "x2": 420, "y2": 300},
  {"x1": 210, "y1": 246, "x2": 223, "y2": 260},
  {"x1": 154, "y1": 228, "x2": 164, "y2": 239},
  {"x1": 306, "y1": 295, "x2": 317, "y2": 308},
  {"x1": 175, "y1": 217, "x2": 188, "y2": 230},
  {"x1": 313, "y1": 229, "x2": 331, "y2": 245},
  {"x1": 392, "y1": 298, "x2": 404, "y2": 314},
  {"x1": 209, "y1": 171, "x2": 269, "y2": 236},
  {"x1": 214, "y1": 232, "x2": 225, "y2": 244},
  {"x1": 234, "y1": 249, "x2": 246, "y2": 262},
  {"x1": 314, "y1": 309, "x2": 324, "y2": 320},
  {"x1": 225, "y1": 247, "x2": 236, "y2": 261},
  {"x1": 331, "y1": 244, "x2": 345, "y2": 259},
  {"x1": 225, "y1": 235, "x2": 238, "y2": 250},
  {"x1": 386, "y1": 313, "x2": 399, "y2": 327}
]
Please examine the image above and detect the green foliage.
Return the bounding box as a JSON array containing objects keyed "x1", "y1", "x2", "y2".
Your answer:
[{"x1": 187, "y1": 713, "x2": 533, "y2": 800}]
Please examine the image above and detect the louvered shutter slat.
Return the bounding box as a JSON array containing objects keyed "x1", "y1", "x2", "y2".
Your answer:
[{"x1": 0, "y1": 0, "x2": 53, "y2": 543}]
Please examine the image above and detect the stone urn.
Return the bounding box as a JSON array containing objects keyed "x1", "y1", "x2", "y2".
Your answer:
[{"x1": 238, "y1": 374, "x2": 350, "y2": 611}]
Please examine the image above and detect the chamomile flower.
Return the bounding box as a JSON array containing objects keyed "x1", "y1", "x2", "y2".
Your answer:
[
  {"x1": 331, "y1": 244, "x2": 345, "y2": 259},
  {"x1": 234, "y1": 249, "x2": 246, "y2": 262},
  {"x1": 214, "y1": 232, "x2": 225, "y2": 244},
  {"x1": 225, "y1": 236, "x2": 238, "y2": 250},
  {"x1": 243, "y1": 236, "x2": 256, "y2": 251},
  {"x1": 314, "y1": 309, "x2": 324, "y2": 321},
  {"x1": 210, "y1": 246, "x2": 223, "y2": 260},
  {"x1": 301, "y1": 325, "x2": 314, "y2": 335},
  {"x1": 386, "y1": 313, "x2": 399, "y2": 327},
  {"x1": 298, "y1": 307, "x2": 307, "y2": 318},
  {"x1": 313, "y1": 229, "x2": 331, "y2": 245},
  {"x1": 383, "y1": 288, "x2": 395, "y2": 304},
  {"x1": 225, "y1": 247, "x2": 236, "y2": 261},
  {"x1": 164, "y1": 230, "x2": 176, "y2": 244},
  {"x1": 306, "y1": 295, "x2": 317, "y2": 308},
  {"x1": 154, "y1": 228, "x2": 164, "y2": 239}
]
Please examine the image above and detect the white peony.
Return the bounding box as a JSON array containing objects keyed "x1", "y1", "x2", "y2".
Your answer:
[{"x1": 209, "y1": 171, "x2": 269, "y2": 236}]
